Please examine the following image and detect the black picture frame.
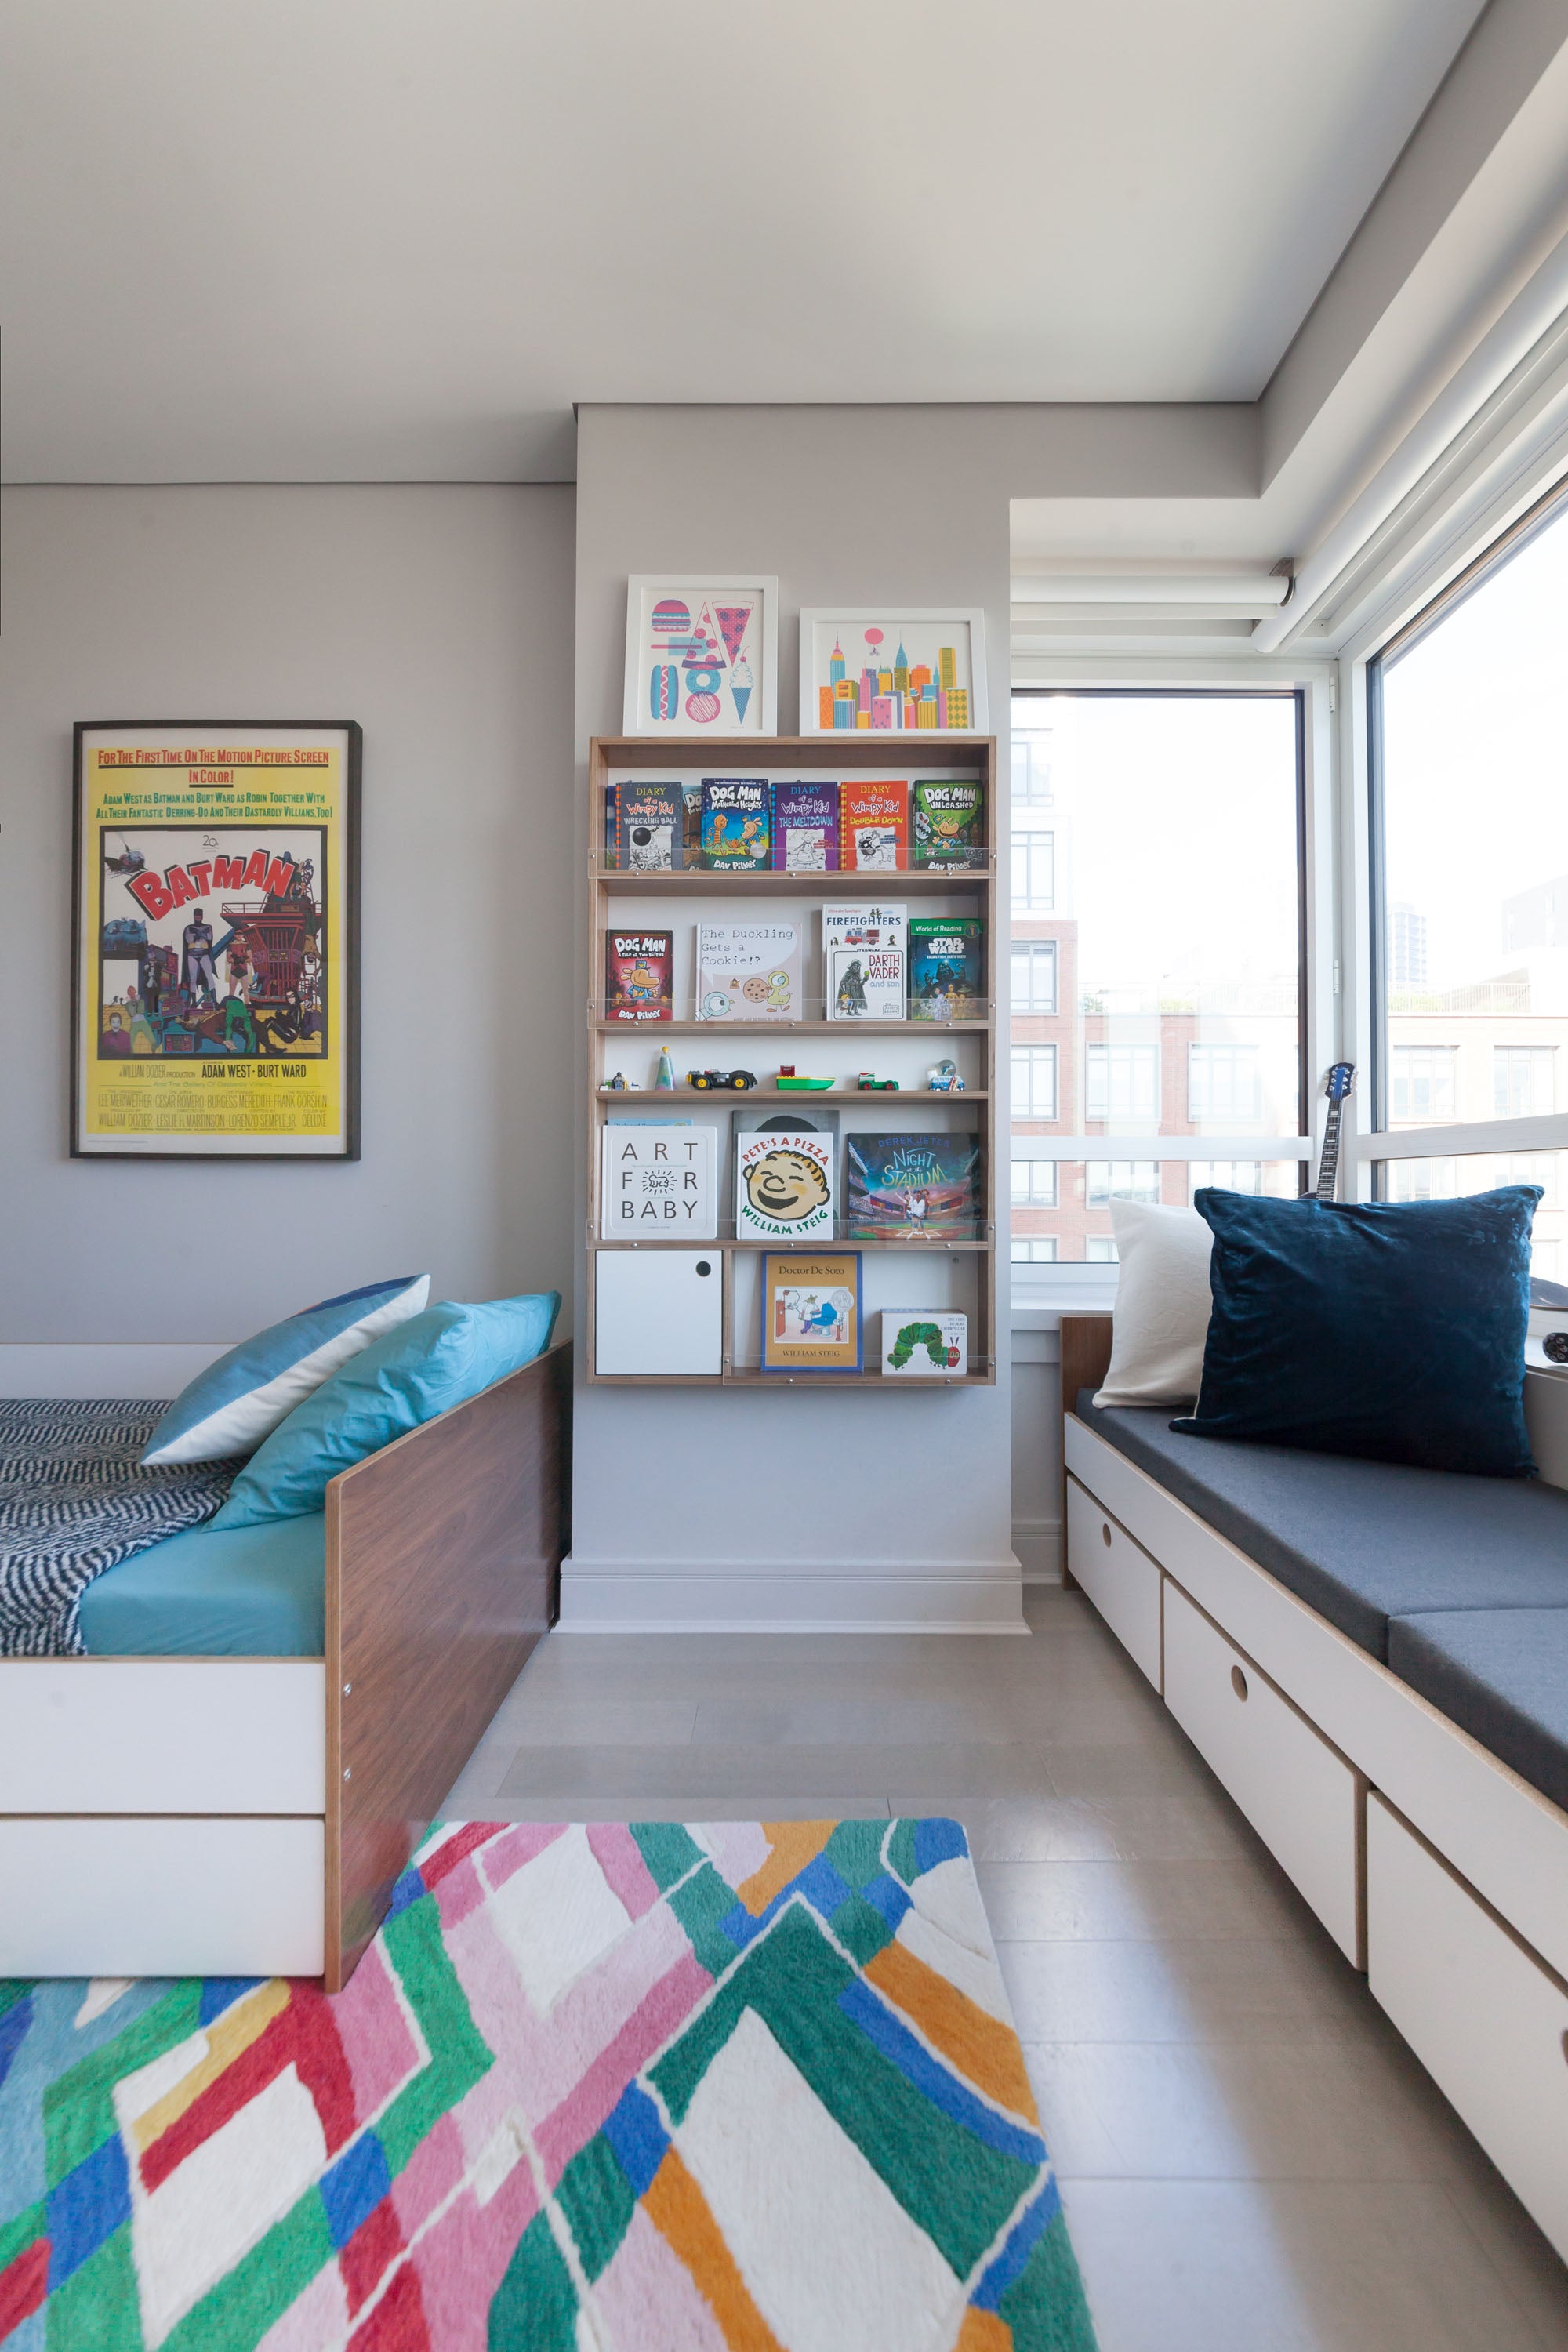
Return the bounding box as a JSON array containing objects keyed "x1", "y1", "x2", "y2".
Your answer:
[{"x1": 70, "y1": 720, "x2": 361, "y2": 1160}]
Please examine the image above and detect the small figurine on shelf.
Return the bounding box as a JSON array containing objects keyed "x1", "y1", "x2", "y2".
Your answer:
[
  {"x1": 927, "y1": 1059, "x2": 964, "y2": 1092},
  {"x1": 856, "y1": 1072, "x2": 901, "y2": 1090},
  {"x1": 606, "y1": 1072, "x2": 628, "y2": 1090},
  {"x1": 655, "y1": 1046, "x2": 675, "y2": 1091}
]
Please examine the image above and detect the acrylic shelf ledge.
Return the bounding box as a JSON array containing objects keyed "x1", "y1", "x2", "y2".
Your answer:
[
  {"x1": 593, "y1": 866, "x2": 992, "y2": 892},
  {"x1": 589, "y1": 1236, "x2": 989, "y2": 1252},
  {"x1": 595, "y1": 1087, "x2": 990, "y2": 1103},
  {"x1": 594, "y1": 1018, "x2": 990, "y2": 1036},
  {"x1": 723, "y1": 1367, "x2": 996, "y2": 1389}
]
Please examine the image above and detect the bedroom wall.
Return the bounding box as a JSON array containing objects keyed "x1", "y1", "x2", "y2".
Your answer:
[{"x1": 0, "y1": 482, "x2": 577, "y2": 1345}]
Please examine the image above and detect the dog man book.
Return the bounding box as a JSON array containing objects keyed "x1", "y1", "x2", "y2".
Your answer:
[
  {"x1": 700, "y1": 777, "x2": 771, "y2": 870},
  {"x1": 604, "y1": 929, "x2": 673, "y2": 1024},
  {"x1": 913, "y1": 780, "x2": 984, "y2": 869}
]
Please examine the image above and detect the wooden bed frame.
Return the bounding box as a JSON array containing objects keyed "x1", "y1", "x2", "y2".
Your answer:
[{"x1": 0, "y1": 1340, "x2": 570, "y2": 1991}]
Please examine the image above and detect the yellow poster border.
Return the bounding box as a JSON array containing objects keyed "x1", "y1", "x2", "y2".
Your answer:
[{"x1": 70, "y1": 720, "x2": 361, "y2": 1160}]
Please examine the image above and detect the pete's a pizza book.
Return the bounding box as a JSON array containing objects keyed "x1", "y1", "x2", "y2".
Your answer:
[
  {"x1": 604, "y1": 928, "x2": 673, "y2": 1024},
  {"x1": 760, "y1": 1251, "x2": 862, "y2": 1374},
  {"x1": 735, "y1": 1127, "x2": 835, "y2": 1243}
]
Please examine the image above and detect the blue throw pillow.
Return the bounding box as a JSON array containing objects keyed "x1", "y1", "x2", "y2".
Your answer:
[
  {"x1": 210, "y1": 1291, "x2": 561, "y2": 1526},
  {"x1": 1172, "y1": 1188, "x2": 1539, "y2": 1476},
  {"x1": 140, "y1": 1276, "x2": 430, "y2": 1464}
]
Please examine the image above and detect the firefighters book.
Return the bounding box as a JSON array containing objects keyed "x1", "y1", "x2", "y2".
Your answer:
[{"x1": 823, "y1": 903, "x2": 907, "y2": 1022}]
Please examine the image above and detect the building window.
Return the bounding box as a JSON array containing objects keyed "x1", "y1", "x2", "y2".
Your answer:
[
  {"x1": 1011, "y1": 1160, "x2": 1058, "y2": 1206},
  {"x1": 1189, "y1": 1160, "x2": 1265, "y2": 1196},
  {"x1": 1187, "y1": 1044, "x2": 1261, "y2": 1123},
  {"x1": 1085, "y1": 1043, "x2": 1159, "y2": 1122},
  {"x1": 1389, "y1": 1046, "x2": 1457, "y2": 1121},
  {"x1": 1011, "y1": 942, "x2": 1058, "y2": 1014},
  {"x1": 1374, "y1": 483, "x2": 1568, "y2": 1150},
  {"x1": 1011, "y1": 735, "x2": 1053, "y2": 806},
  {"x1": 1011, "y1": 1045, "x2": 1058, "y2": 1120},
  {"x1": 1495, "y1": 1046, "x2": 1556, "y2": 1118},
  {"x1": 1011, "y1": 832, "x2": 1054, "y2": 913},
  {"x1": 1085, "y1": 1237, "x2": 1120, "y2": 1263},
  {"x1": 1011, "y1": 1236, "x2": 1059, "y2": 1264},
  {"x1": 1084, "y1": 1161, "x2": 1160, "y2": 1204}
]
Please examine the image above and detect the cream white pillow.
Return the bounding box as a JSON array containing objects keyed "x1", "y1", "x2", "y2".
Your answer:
[{"x1": 1091, "y1": 1198, "x2": 1214, "y2": 1409}]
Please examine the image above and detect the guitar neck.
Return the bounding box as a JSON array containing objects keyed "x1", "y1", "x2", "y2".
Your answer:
[{"x1": 1316, "y1": 1098, "x2": 1344, "y2": 1203}]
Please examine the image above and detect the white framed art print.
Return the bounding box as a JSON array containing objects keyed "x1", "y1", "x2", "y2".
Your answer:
[
  {"x1": 799, "y1": 608, "x2": 989, "y2": 736},
  {"x1": 623, "y1": 576, "x2": 778, "y2": 736}
]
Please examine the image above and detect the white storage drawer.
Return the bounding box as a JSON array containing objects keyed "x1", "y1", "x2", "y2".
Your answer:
[
  {"x1": 594, "y1": 1249, "x2": 723, "y2": 1376},
  {"x1": 1163, "y1": 1581, "x2": 1363, "y2": 1963},
  {"x1": 1065, "y1": 1475, "x2": 1163, "y2": 1690},
  {"x1": 1367, "y1": 1794, "x2": 1568, "y2": 2263}
]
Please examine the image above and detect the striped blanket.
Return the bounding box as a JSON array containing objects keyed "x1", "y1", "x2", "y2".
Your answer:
[{"x1": 0, "y1": 1399, "x2": 238, "y2": 1657}]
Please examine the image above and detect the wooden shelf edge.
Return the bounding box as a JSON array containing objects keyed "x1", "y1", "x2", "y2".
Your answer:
[
  {"x1": 596, "y1": 1019, "x2": 990, "y2": 1036},
  {"x1": 589, "y1": 1236, "x2": 990, "y2": 1253},
  {"x1": 596, "y1": 1087, "x2": 989, "y2": 1103}
]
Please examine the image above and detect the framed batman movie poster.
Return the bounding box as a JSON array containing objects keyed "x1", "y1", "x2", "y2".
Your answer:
[{"x1": 71, "y1": 722, "x2": 361, "y2": 1158}]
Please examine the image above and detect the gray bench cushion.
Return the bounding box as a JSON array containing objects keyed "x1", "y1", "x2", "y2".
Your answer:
[
  {"x1": 1075, "y1": 1395, "x2": 1568, "y2": 1661},
  {"x1": 1388, "y1": 1610, "x2": 1568, "y2": 1816}
]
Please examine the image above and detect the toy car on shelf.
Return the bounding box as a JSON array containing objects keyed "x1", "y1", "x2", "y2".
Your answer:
[
  {"x1": 687, "y1": 1069, "x2": 757, "y2": 1091},
  {"x1": 856, "y1": 1072, "x2": 901, "y2": 1090},
  {"x1": 776, "y1": 1065, "x2": 833, "y2": 1091}
]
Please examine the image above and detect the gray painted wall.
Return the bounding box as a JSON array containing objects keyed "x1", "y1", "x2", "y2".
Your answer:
[
  {"x1": 568, "y1": 405, "x2": 1024, "y2": 1628},
  {"x1": 0, "y1": 483, "x2": 576, "y2": 1341}
]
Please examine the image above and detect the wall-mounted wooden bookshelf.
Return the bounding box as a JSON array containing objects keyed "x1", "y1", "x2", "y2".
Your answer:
[{"x1": 586, "y1": 733, "x2": 999, "y2": 1387}]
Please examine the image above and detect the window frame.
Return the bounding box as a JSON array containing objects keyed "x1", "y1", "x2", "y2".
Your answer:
[
  {"x1": 1007, "y1": 681, "x2": 1325, "y2": 1299},
  {"x1": 1363, "y1": 470, "x2": 1568, "y2": 1179}
]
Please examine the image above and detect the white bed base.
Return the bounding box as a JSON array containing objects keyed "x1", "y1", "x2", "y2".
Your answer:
[
  {"x1": 1064, "y1": 1402, "x2": 1568, "y2": 2264},
  {"x1": 0, "y1": 1659, "x2": 328, "y2": 1976}
]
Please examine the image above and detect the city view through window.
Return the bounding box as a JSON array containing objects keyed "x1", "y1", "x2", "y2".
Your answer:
[
  {"x1": 1377, "y1": 492, "x2": 1568, "y2": 1279},
  {"x1": 1010, "y1": 691, "x2": 1304, "y2": 1265}
]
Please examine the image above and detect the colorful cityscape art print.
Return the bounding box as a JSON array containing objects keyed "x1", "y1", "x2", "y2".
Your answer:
[
  {"x1": 799, "y1": 608, "x2": 989, "y2": 735},
  {"x1": 624, "y1": 576, "x2": 779, "y2": 736}
]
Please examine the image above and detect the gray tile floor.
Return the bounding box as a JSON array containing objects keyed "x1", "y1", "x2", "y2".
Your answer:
[{"x1": 439, "y1": 1585, "x2": 1568, "y2": 2351}]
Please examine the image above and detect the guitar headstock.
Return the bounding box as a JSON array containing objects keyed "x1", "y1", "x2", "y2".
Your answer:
[{"x1": 1322, "y1": 1062, "x2": 1356, "y2": 1102}]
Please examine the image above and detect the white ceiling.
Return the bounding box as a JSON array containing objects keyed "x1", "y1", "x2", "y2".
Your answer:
[{"x1": 0, "y1": 0, "x2": 1488, "y2": 482}]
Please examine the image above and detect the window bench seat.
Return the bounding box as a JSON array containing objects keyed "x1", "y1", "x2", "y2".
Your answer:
[{"x1": 1061, "y1": 1316, "x2": 1568, "y2": 2267}]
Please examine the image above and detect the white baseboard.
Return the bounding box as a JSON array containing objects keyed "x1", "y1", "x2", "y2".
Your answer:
[
  {"x1": 0, "y1": 1342, "x2": 233, "y2": 1399},
  {"x1": 1011, "y1": 1520, "x2": 1063, "y2": 1584},
  {"x1": 557, "y1": 1560, "x2": 1028, "y2": 1632}
]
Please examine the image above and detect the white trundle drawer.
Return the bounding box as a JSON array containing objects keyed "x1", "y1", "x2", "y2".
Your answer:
[
  {"x1": 0, "y1": 1817, "x2": 325, "y2": 1977},
  {"x1": 1065, "y1": 1474, "x2": 1163, "y2": 1690},
  {"x1": 1163, "y1": 1581, "x2": 1363, "y2": 1963},
  {"x1": 1367, "y1": 1795, "x2": 1568, "y2": 2263}
]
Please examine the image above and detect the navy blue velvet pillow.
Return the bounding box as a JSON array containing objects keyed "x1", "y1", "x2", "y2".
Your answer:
[{"x1": 1171, "y1": 1186, "x2": 1540, "y2": 1477}]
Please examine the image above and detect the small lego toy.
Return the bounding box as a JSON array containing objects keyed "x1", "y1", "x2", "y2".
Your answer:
[
  {"x1": 926, "y1": 1059, "x2": 964, "y2": 1092},
  {"x1": 688, "y1": 1069, "x2": 757, "y2": 1091},
  {"x1": 776, "y1": 1072, "x2": 834, "y2": 1089},
  {"x1": 605, "y1": 1072, "x2": 628, "y2": 1090},
  {"x1": 856, "y1": 1073, "x2": 901, "y2": 1090}
]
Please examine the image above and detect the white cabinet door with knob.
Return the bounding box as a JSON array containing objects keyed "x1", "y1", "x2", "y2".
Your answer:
[
  {"x1": 594, "y1": 1250, "x2": 723, "y2": 1377},
  {"x1": 1163, "y1": 1581, "x2": 1363, "y2": 1964},
  {"x1": 1368, "y1": 1793, "x2": 1568, "y2": 2262},
  {"x1": 1065, "y1": 1475, "x2": 1163, "y2": 1690}
]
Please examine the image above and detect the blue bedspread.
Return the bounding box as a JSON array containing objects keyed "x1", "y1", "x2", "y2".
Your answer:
[{"x1": 0, "y1": 1399, "x2": 238, "y2": 1657}]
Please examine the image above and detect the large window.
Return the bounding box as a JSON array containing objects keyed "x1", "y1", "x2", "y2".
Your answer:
[
  {"x1": 1009, "y1": 691, "x2": 1306, "y2": 1268},
  {"x1": 1372, "y1": 481, "x2": 1568, "y2": 1278}
]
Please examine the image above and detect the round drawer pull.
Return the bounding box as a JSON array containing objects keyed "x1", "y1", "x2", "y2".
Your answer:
[
  {"x1": 1102, "y1": 1522, "x2": 1112, "y2": 1548},
  {"x1": 1231, "y1": 1665, "x2": 1249, "y2": 1702}
]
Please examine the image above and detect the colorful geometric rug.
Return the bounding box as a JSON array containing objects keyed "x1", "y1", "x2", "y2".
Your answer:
[{"x1": 0, "y1": 1818, "x2": 1097, "y2": 2351}]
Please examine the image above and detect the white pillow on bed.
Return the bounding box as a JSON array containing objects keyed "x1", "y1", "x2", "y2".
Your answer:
[
  {"x1": 1091, "y1": 1200, "x2": 1214, "y2": 1409},
  {"x1": 140, "y1": 1275, "x2": 430, "y2": 1464}
]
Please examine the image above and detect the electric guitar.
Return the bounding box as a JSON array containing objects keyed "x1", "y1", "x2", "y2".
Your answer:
[{"x1": 1316, "y1": 1062, "x2": 1355, "y2": 1203}]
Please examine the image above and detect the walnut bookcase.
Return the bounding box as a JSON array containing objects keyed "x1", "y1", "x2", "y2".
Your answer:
[{"x1": 586, "y1": 734, "x2": 999, "y2": 1388}]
